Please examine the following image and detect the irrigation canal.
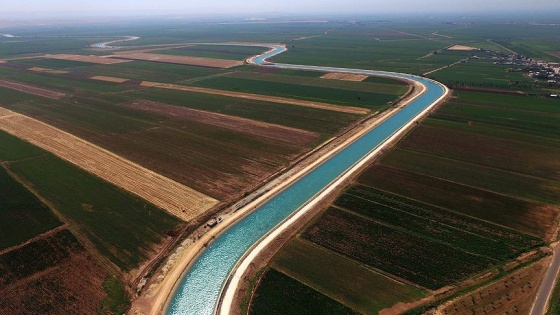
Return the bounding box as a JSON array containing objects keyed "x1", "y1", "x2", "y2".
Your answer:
[{"x1": 166, "y1": 44, "x2": 448, "y2": 315}]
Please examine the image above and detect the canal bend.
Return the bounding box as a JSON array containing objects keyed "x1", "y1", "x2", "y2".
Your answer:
[{"x1": 166, "y1": 44, "x2": 448, "y2": 315}]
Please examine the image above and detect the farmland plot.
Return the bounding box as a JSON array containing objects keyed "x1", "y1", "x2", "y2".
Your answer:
[
  {"x1": 0, "y1": 107, "x2": 218, "y2": 221},
  {"x1": 111, "y1": 52, "x2": 243, "y2": 68},
  {"x1": 303, "y1": 207, "x2": 496, "y2": 290},
  {"x1": 358, "y1": 165, "x2": 557, "y2": 240},
  {"x1": 271, "y1": 238, "x2": 426, "y2": 314},
  {"x1": 0, "y1": 229, "x2": 110, "y2": 315},
  {"x1": 0, "y1": 166, "x2": 61, "y2": 250},
  {"x1": 0, "y1": 80, "x2": 65, "y2": 99},
  {"x1": 250, "y1": 269, "x2": 358, "y2": 315}
]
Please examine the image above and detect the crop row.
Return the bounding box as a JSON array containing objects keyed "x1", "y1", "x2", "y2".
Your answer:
[
  {"x1": 336, "y1": 194, "x2": 516, "y2": 261},
  {"x1": 343, "y1": 184, "x2": 542, "y2": 251},
  {"x1": 0, "y1": 245, "x2": 112, "y2": 315},
  {"x1": 271, "y1": 238, "x2": 425, "y2": 314},
  {"x1": 303, "y1": 207, "x2": 495, "y2": 290},
  {"x1": 380, "y1": 148, "x2": 560, "y2": 205}
]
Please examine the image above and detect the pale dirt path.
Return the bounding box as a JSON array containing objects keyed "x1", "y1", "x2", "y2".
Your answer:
[
  {"x1": 530, "y1": 242, "x2": 560, "y2": 315},
  {"x1": 423, "y1": 58, "x2": 469, "y2": 76},
  {"x1": 0, "y1": 107, "x2": 218, "y2": 221}
]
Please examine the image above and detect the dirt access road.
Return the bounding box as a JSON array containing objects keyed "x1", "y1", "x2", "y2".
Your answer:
[{"x1": 530, "y1": 243, "x2": 560, "y2": 315}]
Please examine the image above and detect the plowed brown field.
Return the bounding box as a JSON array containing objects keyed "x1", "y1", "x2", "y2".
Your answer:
[
  {"x1": 123, "y1": 100, "x2": 319, "y2": 144},
  {"x1": 111, "y1": 52, "x2": 243, "y2": 68},
  {"x1": 0, "y1": 107, "x2": 217, "y2": 221},
  {"x1": 0, "y1": 230, "x2": 109, "y2": 315},
  {"x1": 0, "y1": 80, "x2": 66, "y2": 99}
]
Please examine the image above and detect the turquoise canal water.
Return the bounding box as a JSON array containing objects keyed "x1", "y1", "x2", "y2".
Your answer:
[{"x1": 167, "y1": 45, "x2": 446, "y2": 315}]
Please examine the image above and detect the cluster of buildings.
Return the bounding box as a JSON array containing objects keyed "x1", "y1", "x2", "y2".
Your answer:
[
  {"x1": 526, "y1": 61, "x2": 560, "y2": 83},
  {"x1": 490, "y1": 51, "x2": 560, "y2": 95}
]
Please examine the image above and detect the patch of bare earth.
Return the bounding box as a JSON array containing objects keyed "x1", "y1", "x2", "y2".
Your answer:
[
  {"x1": 0, "y1": 107, "x2": 218, "y2": 221},
  {"x1": 436, "y1": 257, "x2": 550, "y2": 315},
  {"x1": 321, "y1": 72, "x2": 369, "y2": 82},
  {"x1": 110, "y1": 52, "x2": 243, "y2": 68},
  {"x1": 45, "y1": 54, "x2": 131, "y2": 64},
  {"x1": 546, "y1": 51, "x2": 560, "y2": 58},
  {"x1": 28, "y1": 67, "x2": 69, "y2": 74},
  {"x1": 123, "y1": 100, "x2": 319, "y2": 144},
  {"x1": 0, "y1": 80, "x2": 65, "y2": 99},
  {"x1": 446, "y1": 45, "x2": 478, "y2": 51},
  {"x1": 141, "y1": 81, "x2": 369, "y2": 114}
]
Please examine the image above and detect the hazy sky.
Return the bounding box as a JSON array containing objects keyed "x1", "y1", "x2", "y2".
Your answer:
[{"x1": 3, "y1": 0, "x2": 559, "y2": 17}]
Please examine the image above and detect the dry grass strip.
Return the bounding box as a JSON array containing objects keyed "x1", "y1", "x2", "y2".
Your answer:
[
  {"x1": 0, "y1": 107, "x2": 218, "y2": 221},
  {"x1": 90, "y1": 76, "x2": 129, "y2": 83}
]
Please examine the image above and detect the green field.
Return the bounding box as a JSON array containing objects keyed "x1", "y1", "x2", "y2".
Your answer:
[
  {"x1": 153, "y1": 44, "x2": 265, "y2": 60},
  {"x1": 271, "y1": 238, "x2": 426, "y2": 314},
  {"x1": 0, "y1": 128, "x2": 44, "y2": 161},
  {"x1": 547, "y1": 279, "x2": 560, "y2": 315},
  {"x1": 339, "y1": 185, "x2": 541, "y2": 259},
  {"x1": 75, "y1": 60, "x2": 229, "y2": 83},
  {"x1": 359, "y1": 165, "x2": 556, "y2": 239},
  {"x1": 208, "y1": 70, "x2": 407, "y2": 95},
  {"x1": 427, "y1": 59, "x2": 535, "y2": 90},
  {"x1": 380, "y1": 149, "x2": 560, "y2": 205},
  {"x1": 250, "y1": 268, "x2": 358, "y2": 315},
  {"x1": 0, "y1": 37, "x2": 117, "y2": 58},
  {"x1": 130, "y1": 87, "x2": 361, "y2": 134},
  {"x1": 0, "y1": 130, "x2": 181, "y2": 271},
  {"x1": 0, "y1": 131, "x2": 62, "y2": 250},
  {"x1": 0, "y1": 166, "x2": 61, "y2": 250},
  {"x1": 8, "y1": 154, "x2": 181, "y2": 270},
  {"x1": 303, "y1": 207, "x2": 497, "y2": 290},
  {"x1": 434, "y1": 95, "x2": 560, "y2": 138},
  {"x1": 272, "y1": 30, "x2": 450, "y2": 74},
  {"x1": 0, "y1": 67, "x2": 132, "y2": 93},
  {"x1": 190, "y1": 76, "x2": 400, "y2": 109},
  {"x1": 15, "y1": 58, "x2": 98, "y2": 69}
]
